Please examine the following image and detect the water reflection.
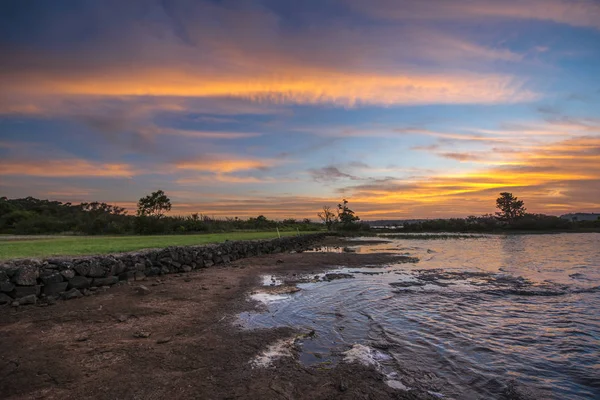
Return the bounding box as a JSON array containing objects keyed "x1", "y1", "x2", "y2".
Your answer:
[{"x1": 239, "y1": 233, "x2": 600, "y2": 399}]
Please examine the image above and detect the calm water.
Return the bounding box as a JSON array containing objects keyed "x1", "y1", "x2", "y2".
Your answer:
[{"x1": 239, "y1": 233, "x2": 600, "y2": 399}]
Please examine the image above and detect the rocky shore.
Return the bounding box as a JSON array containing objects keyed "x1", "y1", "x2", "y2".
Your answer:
[
  {"x1": 0, "y1": 233, "x2": 326, "y2": 307},
  {"x1": 0, "y1": 237, "x2": 438, "y2": 399}
]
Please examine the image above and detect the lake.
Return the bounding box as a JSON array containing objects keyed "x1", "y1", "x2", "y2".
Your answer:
[{"x1": 240, "y1": 233, "x2": 600, "y2": 399}]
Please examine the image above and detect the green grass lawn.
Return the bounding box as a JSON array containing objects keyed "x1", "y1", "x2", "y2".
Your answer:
[{"x1": 0, "y1": 231, "x2": 320, "y2": 260}]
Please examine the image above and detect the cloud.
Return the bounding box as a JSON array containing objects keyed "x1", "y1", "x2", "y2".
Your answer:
[
  {"x1": 0, "y1": 0, "x2": 541, "y2": 111},
  {"x1": 174, "y1": 156, "x2": 276, "y2": 173},
  {"x1": 348, "y1": 0, "x2": 600, "y2": 29},
  {"x1": 340, "y1": 135, "x2": 600, "y2": 216},
  {"x1": 309, "y1": 166, "x2": 362, "y2": 182},
  {"x1": 0, "y1": 159, "x2": 136, "y2": 178},
  {"x1": 0, "y1": 70, "x2": 537, "y2": 107},
  {"x1": 439, "y1": 152, "x2": 482, "y2": 162}
]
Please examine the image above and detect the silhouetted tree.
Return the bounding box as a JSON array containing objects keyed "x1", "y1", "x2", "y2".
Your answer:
[
  {"x1": 337, "y1": 199, "x2": 360, "y2": 228},
  {"x1": 317, "y1": 205, "x2": 337, "y2": 231},
  {"x1": 495, "y1": 192, "x2": 526, "y2": 224},
  {"x1": 137, "y1": 190, "x2": 172, "y2": 218}
]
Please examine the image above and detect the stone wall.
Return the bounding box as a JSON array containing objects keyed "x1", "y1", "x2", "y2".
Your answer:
[{"x1": 0, "y1": 233, "x2": 327, "y2": 306}]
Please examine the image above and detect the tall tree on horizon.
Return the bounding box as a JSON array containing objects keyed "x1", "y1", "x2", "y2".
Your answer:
[
  {"x1": 136, "y1": 190, "x2": 172, "y2": 218},
  {"x1": 495, "y1": 192, "x2": 526, "y2": 224}
]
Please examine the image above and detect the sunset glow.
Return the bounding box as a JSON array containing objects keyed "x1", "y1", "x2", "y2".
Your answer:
[{"x1": 1, "y1": 0, "x2": 599, "y2": 218}]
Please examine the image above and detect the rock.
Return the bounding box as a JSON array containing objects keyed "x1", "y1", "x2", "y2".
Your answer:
[
  {"x1": 116, "y1": 314, "x2": 129, "y2": 323},
  {"x1": 73, "y1": 261, "x2": 91, "y2": 276},
  {"x1": 134, "y1": 271, "x2": 146, "y2": 281},
  {"x1": 156, "y1": 337, "x2": 172, "y2": 344},
  {"x1": 11, "y1": 301, "x2": 19, "y2": 307},
  {"x1": 68, "y1": 276, "x2": 90, "y2": 289},
  {"x1": 118, "y1": 271, "x2": 135, "y2": 281},
  {"x1": 0, "y1": 293, "x2": 13, "y2": 305},
  {"x1": 60, "y1": 269, "x2": 75, "y2": 280},
  {"x1": 136, "y1": 285, "x2": 150, "y2": 295},
  {"x1": 145, "y1": 267, "x2": 161, "y2": 277},
  {"x1": 18, "y1": 294, "x2": 37, "y2": 305},
  {"x1": 182, "y1": 265, "x2": 192, "y2": 273},
  {"x1": 342, "y1": 247, "x2": 356, "y2": 253},
  {"x1": 63, "y1": 288, "x2": 83, "y2": 300},
  {"x1": 76, "y1": 336, "x2": 89, "y2": 342},
  {"x1": 39, "y1": 271, "x2": 63, "y2": 285},
  {"x1": 203, "y1": 260, "x2": 214, "y2": 268},
  {"x1": 93, "y1": 276, "x2": 118, "y2": 286},
  {"x1": 324, "y1": 273, "x2": 354, "y2": 281},
  {"x1": 339, "y1": 381, "x2": 348, "y2": 392},
  {"x1": 0, "y1": 281, "x2": 15, "y2": 293},
  {"x1": 13, "y1": 265, "x2": 39, "y2": 286},
  {"x1": 42, "y1": 282, "x2": 69, "y2": 296},
  {"x1": 14, "y1": 285, "x2": 41, "y2": 298},
  {"x1": 276, "y1": 259, "x2": 284, "y2": 264},
  {"x1": 133, "y1": 331, "x2": 151, "y2": 338},
  {"x1": 83, "y1": 289, "x2": 91, "y2": 296}
]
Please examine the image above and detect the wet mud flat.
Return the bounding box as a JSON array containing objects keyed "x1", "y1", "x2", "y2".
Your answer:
[{"x1": 0, "y1": 244, "x2": 436, "y2": 400}]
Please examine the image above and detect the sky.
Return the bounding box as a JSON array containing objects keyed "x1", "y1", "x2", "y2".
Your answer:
[{"x1": 1, "y1": 0, "x2": 599, "y2": 219}]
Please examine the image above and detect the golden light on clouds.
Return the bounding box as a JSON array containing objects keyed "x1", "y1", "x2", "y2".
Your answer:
[
  {"x1": 0, "y1": 160, "x2": 136, "y2": 178},
  {"x1": 2, "y1": 70, "x2": 536, "y2": 107}
]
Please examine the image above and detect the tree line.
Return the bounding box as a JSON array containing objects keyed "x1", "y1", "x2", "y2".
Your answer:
[
  {"x1": 317, "y1": 199, "x2": 370, "y2": 231},
  {"x1": 402, "y1": 192, "x2": 600, "y2": 232},
  {"x1": 0, "y1": 191, "x2": 321, "y2": 235}
]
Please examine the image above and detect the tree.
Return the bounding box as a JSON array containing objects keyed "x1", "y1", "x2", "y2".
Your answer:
[
  {"x1": 137, "y1": 190, "x2": 172, "y2": 218},
  {"x1": 495, "y1": 192, "x2": 526, "y2": 224},
  {"x1": 317, "y1": 205, "x2": 337, "y2": 231},
  {"x1": 337, "y1": 199, "x2": 360, "y2": 227}
]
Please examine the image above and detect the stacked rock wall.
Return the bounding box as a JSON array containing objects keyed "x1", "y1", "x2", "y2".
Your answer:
[{"x1": 0, "y1": 233, "x2": 326, "y2": 305}]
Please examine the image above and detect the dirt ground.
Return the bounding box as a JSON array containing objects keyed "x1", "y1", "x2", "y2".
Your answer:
[{"x1": 0, "y1": 239, "x2": 434, "y2": 400}]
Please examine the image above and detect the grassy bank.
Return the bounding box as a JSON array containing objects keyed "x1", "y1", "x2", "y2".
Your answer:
[{"x1": 0, "y1": 231, "x2": 320, "y2": 260}]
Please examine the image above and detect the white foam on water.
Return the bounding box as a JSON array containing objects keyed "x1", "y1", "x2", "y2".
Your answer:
[
  {"x1": 250, "y1": 337, "x2": 296, "y2": 368},
  {"x1": 250, "y1": 292, "x2": 289, "y2": 304},
  {"x1": 343, "y1": 344, "x2": 391, "y2": 366},
  {"x1": 262, "y1": 275, "x2": 283, "y2": 286},
  {"x1": 386, "y1": 380, "x2": 410, "y2": 391}
]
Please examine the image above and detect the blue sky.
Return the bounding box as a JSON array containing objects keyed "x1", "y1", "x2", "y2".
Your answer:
[{"x1": 1, "y1": 0, "x2": 599, "y2": 218}]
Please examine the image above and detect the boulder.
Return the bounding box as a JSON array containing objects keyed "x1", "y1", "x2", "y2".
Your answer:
[
  {"x1": 18, "y1": 294, "x2": 37, "y2": 305},
  {"x1": 39, "y1": 271, "x2": 64, "y2": 285},
  {"x1": 60, "y1": 269, "x2": 75, "y2": 280},
  {"x1": 134, "y1": 272, "x2": 146, "y2": 281},
  {"x1": 42, "y1": 282, "x2": 69, "y2": 296},
  {"x1": 136, "y1": 285, "x2": 150, "y2": 295},
  {"x1": 118, "y1": 271, "x2": 135, "y2": 281},
  {"x1": 88, "y1": 260, "x2": 107, "y2": 277},
  {"x1": 93, "y1": 276, "x2": 118, "y2": 286},
  {"x1": 13, "y1": 265, "x2": 39, "y2": 286},
  {"x1": 14, "y1": 285, "x2": 41, "y2": 298},
  {"x1": 0, "y1": 293, "x2": 13, "y2": 305},
  {"x1": 63, "y1": 288, "x2": 83, "y2": 300},
  {"x1": 73, "y1": 260, "x2": 91, "y2": 276},
  {"x1": 68, "y1": 276, "x2": 90, "y2": 289},
  {"x1": 0, "y1": 281, "x2": 15, "y2": 293}
]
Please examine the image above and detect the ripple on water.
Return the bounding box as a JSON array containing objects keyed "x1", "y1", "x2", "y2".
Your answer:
[{"x1": 238, "y1": 233, "x2": 600, "y2": 399}]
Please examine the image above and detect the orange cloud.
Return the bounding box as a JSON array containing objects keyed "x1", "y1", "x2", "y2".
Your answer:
[
  {"x1": 175, "y1": 157, "x2": 276, "y2": 174},
  {"x1": 1, "y1": 68, "x2": 536, "y2": 107},
  {"x1": 343, "y1": 135, "x2": 600, "y2": 216},
  {"x1": 0, "y1": 159, "x2": 136, "y2": 178}
]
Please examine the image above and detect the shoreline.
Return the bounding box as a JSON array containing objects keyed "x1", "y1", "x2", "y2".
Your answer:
[{"x1": 0, "y1": 239, "x2": 439, "y2": 399}]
